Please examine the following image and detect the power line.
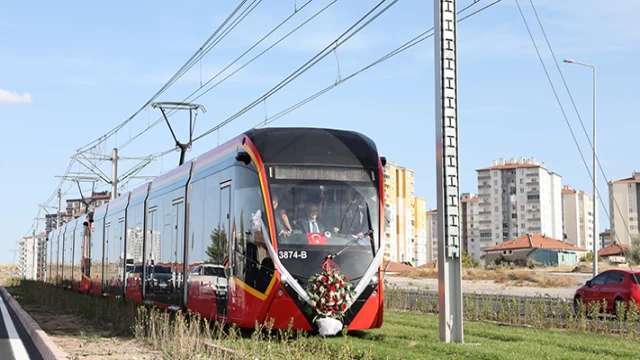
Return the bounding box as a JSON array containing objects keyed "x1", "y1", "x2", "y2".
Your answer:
[
  {"x1": 254, "y1": 0, "x2": 504, "y2": 128},
  {"x1": 76, "y1": 0, "x2": 259, "y2": 154},
  {"x1": 526, "y1": 0, "x2": 632, "y2": 240},
  {"x1": 193, "y1": 0, "x2": 400, "y2": 143},
  {"x1": 521, "y1": 0, "x2": 638, "y2": 276},
  {"x1": 117, "y1": 0, "x2": 336, "y2": 152}
]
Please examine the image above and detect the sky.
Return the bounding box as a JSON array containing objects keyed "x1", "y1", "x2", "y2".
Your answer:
[{"x1": 1, "y1": 0, "x2": 639, "y2": 263}]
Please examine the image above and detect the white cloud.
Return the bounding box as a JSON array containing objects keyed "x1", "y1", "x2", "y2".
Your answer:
[{"x1": 0, "y1": 89, "x2": 32, "y2": 104}]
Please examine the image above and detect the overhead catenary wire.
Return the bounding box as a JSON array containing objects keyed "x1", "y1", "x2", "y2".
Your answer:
[
  {"x1": 254, "y1": 0, "x2": 504, "y2": 128},
  {"x1": 31, "y1": 0, "x2": 267, "y2": 234},
  {"x1": 522, "y1": 0, "x2": 638, "y2": 278},
  {"x1": 193, "y1": 0, "x2": 400, "y2": 143},
  {"x1": 526, "y1": 0, "x2": 633, "y2": 242},
  {"x1": 76, "y1": 0, "x2": 258, "y2": 154},
  {"x1": 118, "y1": 0, "x2": 337, "y2": 152},
  {"x1": 27, "y1": 0, "x2": 498, "y2": 237},
  {"x1": 52, "y1": 0, "x2": 264, "y2": 202}
]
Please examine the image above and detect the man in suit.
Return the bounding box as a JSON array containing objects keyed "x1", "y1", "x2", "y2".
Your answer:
[{"x1": 298, "y1": 203, "x2": 339, "y2": 234}]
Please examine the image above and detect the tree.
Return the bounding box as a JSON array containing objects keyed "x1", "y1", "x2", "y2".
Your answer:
[
  {"x1": 580, "y1": 252, "x2": 602, "y2": 263},
  {"x1": 629, "y1": 236, "x2": 640, "y2": 265},
  {"x1": 461, "y1": 251, "x2": 480, "y2": 268},
  {"x1": 206, "y1": 225, "x2": 227, "y2": 264}
]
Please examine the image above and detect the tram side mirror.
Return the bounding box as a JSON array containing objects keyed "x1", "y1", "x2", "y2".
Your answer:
[
  {"x1": 380, "y1": 156, "x2": 387, "y2": 167},
  {"x1": 236, "y1": 151, "x2": 251, "y2": 165}
]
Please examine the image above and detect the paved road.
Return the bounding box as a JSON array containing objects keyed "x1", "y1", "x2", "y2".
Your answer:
[{"x1": 0, "y1": 291, "x2": 42, "y2": 360}]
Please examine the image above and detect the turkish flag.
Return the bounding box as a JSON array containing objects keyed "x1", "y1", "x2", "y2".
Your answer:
[{"x1": 306, "y1": 232, "x2": 327, "y2": 245}]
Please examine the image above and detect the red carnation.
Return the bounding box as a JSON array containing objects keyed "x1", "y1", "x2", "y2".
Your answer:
[
  {"x1": 341, "y1": 303, "x2": 346, "y2": 311},
  {"x1": 321, "y1": 276, "x2": 327, "y2": 283}
]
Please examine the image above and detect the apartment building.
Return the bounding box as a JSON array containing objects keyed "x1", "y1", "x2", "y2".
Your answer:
[
  {"x1": 45, "y1": 212, "x2": 73, "y2": 234},
  {"x1": 599, "y1": 229, "x2": 612, "y2": 248},
  {"x1": 414, "y1": 197, "x2": 428, "y2": 266},
  {"x1": 608, "y1": 171, "x2": 640, "y2": 246},
  {"x1": 425, "y1": 210, "x2": 438, "y2": 262},
  {"x1": 19, "y1": 232, "x2": 47, "y2": 281},
  {"x1": 66, "y1": 191, "x2": 112, "y2": 219},
  {"x1": 462, "y1": 194, "x2": 481, "y2": 260},
  {"x1": 380, "y1": 161, "x2": 435, "y2": 266},
  {"x1": 476, "y1": 157, "x2": 563, "y2": 249},
  {"x1": 561, "y1": 185, "x2": 594, "y2": 250}
]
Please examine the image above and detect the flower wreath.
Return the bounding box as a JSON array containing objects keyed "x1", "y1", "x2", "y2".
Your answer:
[{"x1": 306, "y1": 258, "x2": 355, "y2": 322}]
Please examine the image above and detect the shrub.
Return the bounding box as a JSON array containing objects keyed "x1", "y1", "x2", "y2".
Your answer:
[
  {"x1": 580, "y1": 252, "x2": 602, "y2": 263},
  {"x1": 462, "y1": 251, "x2": 480, "y2": 268}
]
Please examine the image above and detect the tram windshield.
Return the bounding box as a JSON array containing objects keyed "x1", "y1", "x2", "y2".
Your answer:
[{"x1": 269, "y1": 167, "x2": 380, "y2": 287}]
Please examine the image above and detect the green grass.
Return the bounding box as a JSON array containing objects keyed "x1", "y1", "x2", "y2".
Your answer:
[
  {"x1": 323, "y1": 312, "x2": 639, "y2": 360},
  {"x1": 7, "y1": 280, "x2": 640, "y2": 359}
]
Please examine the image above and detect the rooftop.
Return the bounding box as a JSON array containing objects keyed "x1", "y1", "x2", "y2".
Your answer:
[
  {"x1": 383, "y1": 260, "x2": 414, "y2": 273},
  {"x1": 477, "y1": 157, "x2": 545, "y2": 172},
  {"x1": 598, "y1": 243, "x2": 630, "y2": 257},
  {"x1": 484, "y1": 234, "x2": 585, "y2": 252},
  {"x1": 611, "y1": 171, "x2": 640, "y2": 184}
]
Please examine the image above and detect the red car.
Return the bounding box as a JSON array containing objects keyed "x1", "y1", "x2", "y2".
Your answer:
[{"x1": 574, "y1": 269, "x2": 640, "y2": 314}]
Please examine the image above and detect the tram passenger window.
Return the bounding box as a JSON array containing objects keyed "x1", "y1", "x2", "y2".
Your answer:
[{"x1": 232, "y1": 167, "x2": 269, "y2": 290}]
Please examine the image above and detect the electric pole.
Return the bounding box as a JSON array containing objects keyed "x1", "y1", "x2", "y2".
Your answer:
[
  {"x1": 111, "y1": 148, "x2": 118, "y2": 200},
  {"x1": 57, "y1": 189, "x2": 62, "y2": 228},
  {"x1": 32, "y1": 230, "x2": 36, "y2": 280},
  {"x1": 435, "y1": 0, "x2": 463, "y2": 343}
]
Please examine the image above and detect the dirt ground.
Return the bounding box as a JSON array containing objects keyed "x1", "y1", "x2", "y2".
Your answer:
[
  {"x1": 3, "y1": 282, "x2": 163, "y2": 360},
  {"x1": 385, "y1": 271, "x2": 592, "y2": 299},
  {"x1": 24, "y1": 306, "x2": 162, "y2": 360}
]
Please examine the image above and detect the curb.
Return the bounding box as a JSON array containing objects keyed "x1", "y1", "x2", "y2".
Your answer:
[{"x1": 0, "y1": 286, "x2": 69, "y2": 360}]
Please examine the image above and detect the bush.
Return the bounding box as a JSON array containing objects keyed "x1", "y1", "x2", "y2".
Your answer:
[
  {"x1": 491, "y1": 256, "x2": 541, "y2": 269},
  {"x1": 580, "y1": 252, "x2": 602, "y2": 263},
  {"x1": 629, "y1": 237, "x2": 640, "y2": 265},
  {"x1": 462, "y1": 251, "x2": 480, "y2": 268}
]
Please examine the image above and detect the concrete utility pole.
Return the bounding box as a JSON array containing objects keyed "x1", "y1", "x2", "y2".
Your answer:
[
  {"x1": 434, "y1": 0, "x2": 463, "y2": 343},
  {"x1": 32, "y1": 230, "x2": 36, "y2": 280},
  {"x1": 111, "y1": 148, "x2": 118, "y2": 200},
  {"x1": 57, "y1": 189, "x2": 62, "y2": 228}
]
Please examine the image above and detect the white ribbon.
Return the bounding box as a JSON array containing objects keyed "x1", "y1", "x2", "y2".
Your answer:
[
  {"x1": 346, "y1": 242, "x2": 385, "y2": 308},
  {"x1": 250, "y1": 209, "x2": 384, "y2": 312},
  {"x1": 251, "y1": 210, "x2": 314, "y2": 306}
]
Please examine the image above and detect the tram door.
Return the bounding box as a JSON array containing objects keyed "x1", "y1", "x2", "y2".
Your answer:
[
  {"x1": 218, "y1": 182, "x2": 231, "y2": 318},
  {"x1": 171, "y1": 198, "x2": 185, "y2": 309}
]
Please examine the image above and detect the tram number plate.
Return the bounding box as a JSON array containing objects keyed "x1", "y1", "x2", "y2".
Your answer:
[{"x1": 278, "y1": 250, "x2": 307, "y2": 260}]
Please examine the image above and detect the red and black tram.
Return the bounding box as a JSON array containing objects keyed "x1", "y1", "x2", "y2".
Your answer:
[{"x1": 47, "y1": 127, "x2": 386, "y2": 331}]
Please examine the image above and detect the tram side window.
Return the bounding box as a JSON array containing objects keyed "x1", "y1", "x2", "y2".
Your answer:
[
  {"x1": 232, "y1": 167, "x2": 269, "y2": 291},
  {"x1": 189, "y1": 172, "x2": 225, "y2": 268},
  {"x1": 188, "y1": 180, "x2": 206, "y2": 269},
  {"x1": 92, "y1": 218, "x2": 105, "y2": 285}
]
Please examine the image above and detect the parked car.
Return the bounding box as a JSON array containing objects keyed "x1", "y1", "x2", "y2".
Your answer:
[{"x1": 573, "y1": 269, "x2": 640, "y2": 314}]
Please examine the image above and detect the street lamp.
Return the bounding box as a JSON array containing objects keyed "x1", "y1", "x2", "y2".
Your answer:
[{"x1": 563, "y1": 58, "x2": 598, "y2": 278}]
